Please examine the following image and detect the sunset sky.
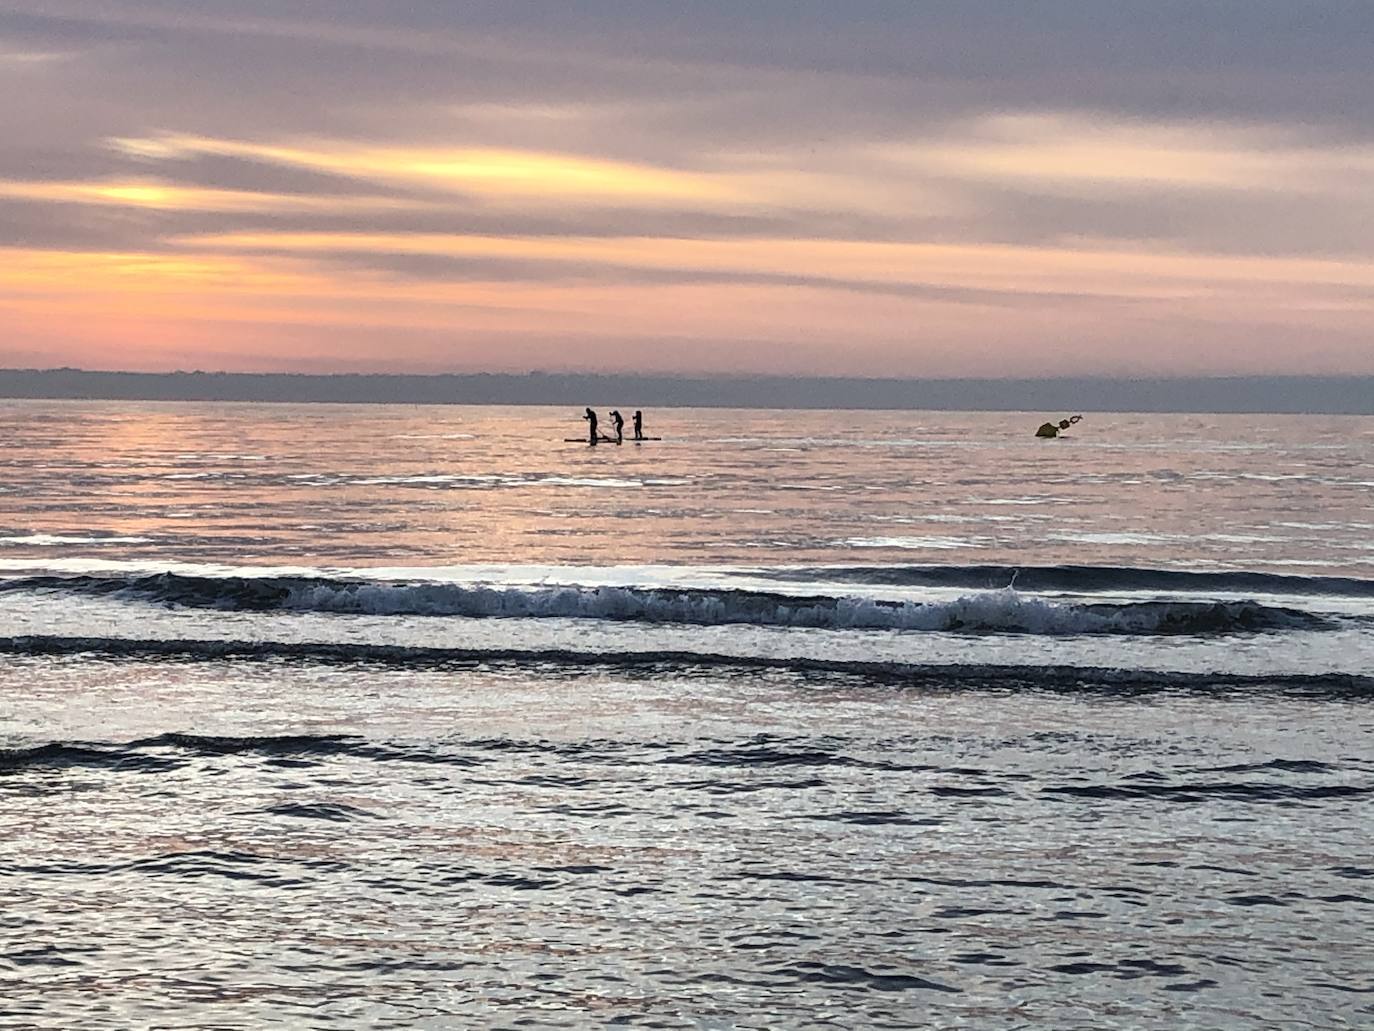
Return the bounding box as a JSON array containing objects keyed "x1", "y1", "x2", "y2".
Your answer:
[{"x1": 2, "y1": 1, "x2": 1373, "y2": 378}]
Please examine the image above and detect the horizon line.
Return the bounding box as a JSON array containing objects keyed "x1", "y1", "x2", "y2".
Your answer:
[
  {"x1": 5, "y1": 366, "x2": 1374, "y2": 383},
  {"x1": 0, "y1": 367, "x2": 1370, "y2": 414}
]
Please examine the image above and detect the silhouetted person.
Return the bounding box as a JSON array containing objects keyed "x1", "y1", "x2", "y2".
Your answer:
[
  {"x1": 609, "y1": 409, "x2": 624, "y2": 444},
  {"x1": 583, "y1": 407, "x2": 598, "y2": 445},
  {"x1": 632, "y1": 410, "x2": 644, "y2": 441}
]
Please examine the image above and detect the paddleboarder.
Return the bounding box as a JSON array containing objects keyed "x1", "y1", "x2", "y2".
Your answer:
[
  {"x1": 609, "y1": 409, "x2": 625, "y2": 444},
  {"x1": 583, "y1": 407, "x2": 599, "y2": 445}
]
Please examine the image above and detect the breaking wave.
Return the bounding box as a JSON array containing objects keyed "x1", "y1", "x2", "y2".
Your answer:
[{"x1": 0, "y1": 573, "x2": 1340, "y2": 635}]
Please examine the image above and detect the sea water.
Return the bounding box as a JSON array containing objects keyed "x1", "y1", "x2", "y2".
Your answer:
[{"x1": 0, "y1": 401, "x2": 1370, "y2": 1029}]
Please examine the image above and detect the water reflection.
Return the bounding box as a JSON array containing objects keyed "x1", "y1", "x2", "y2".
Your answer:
[{"x1": 0, "y1": 401, "x2": 1370, "y2": 573}]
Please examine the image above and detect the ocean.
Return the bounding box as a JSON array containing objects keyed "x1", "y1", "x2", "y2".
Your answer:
[{"x1": 0, "y1": 401, "x2": 1370, "y2": 1029}]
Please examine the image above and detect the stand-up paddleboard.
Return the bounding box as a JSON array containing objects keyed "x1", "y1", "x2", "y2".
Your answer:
[{"x1": 562, "y1": 436, "x2": 662, "y2": 443}]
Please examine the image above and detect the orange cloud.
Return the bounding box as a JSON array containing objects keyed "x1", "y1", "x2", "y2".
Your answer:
[
  {"x1": 4, "y1": 107, "x2": 1371, "y2": 378},
  {"x1": 0, "y1": 178, "x2": 425, "y2": 214},
  {"x1": 176, "y1": 229, "x2": 1374, "y2": 299},
  {"x1": 6, "y1": 230, "x2": 1372, "y2": 379},
  {"x1": 110, "y1": 134, "x2": 740, "y2": 206}
]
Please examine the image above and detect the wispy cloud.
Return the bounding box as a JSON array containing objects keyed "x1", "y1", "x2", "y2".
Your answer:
[
  {"x1": 890, "y1": 112, "x2": 1374, "y2": 195},
  {"x1": 108, "y1": 133, "x2": 743, "y2": 207}
]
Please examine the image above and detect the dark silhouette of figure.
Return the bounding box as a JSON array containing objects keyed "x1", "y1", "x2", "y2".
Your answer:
[
  {"x1": 632, "y1": 410, "x2": 644, "y2": 441},
  {"x1": 609, "y1": 409, "x2": 625, "y2": 444},
  {"x1": 583, "y1": 407, "x2": 598, "y2": 445}
]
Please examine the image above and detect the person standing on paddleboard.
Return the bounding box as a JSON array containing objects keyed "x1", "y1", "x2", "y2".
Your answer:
[
  {"x1": 583, "y1": 407, "x2": 599, "y2": 445},
  {"x1": 609, "y1": 410, "x2": 625, "y2": 444},
  {"x1": 632, "y1": 410, "x2": 644, "y2": 441}
]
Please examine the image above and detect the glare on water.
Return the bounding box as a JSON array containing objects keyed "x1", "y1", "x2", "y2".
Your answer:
[{"x1": 0, "y1": 401, "x2": 1371, "y2": 573}]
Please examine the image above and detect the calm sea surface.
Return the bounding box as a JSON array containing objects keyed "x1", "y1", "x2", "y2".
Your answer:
[{"x1": 1, "y1": 401, "x2": 1371, "y2": 1029}]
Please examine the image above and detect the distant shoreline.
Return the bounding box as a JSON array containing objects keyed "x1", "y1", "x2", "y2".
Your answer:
[{"x1": 0, "y1": 368, "x2": 1369, "y2": 414}]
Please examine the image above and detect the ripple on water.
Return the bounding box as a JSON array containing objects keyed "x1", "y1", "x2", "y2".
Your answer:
[{"x1": 1, "y1": 663, "x2": 1372, "y2": 1029}]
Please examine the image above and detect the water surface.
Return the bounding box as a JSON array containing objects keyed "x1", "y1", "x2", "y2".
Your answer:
[{"x1": 1, "y1": 402, "x2": 1370, "y2": 1029}]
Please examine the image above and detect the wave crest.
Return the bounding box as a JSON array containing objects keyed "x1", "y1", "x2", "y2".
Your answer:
[{"x1": 0, "y1": 572, "x2": 1339, "y2": 635}]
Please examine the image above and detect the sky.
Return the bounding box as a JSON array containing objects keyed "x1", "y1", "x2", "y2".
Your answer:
[{"x1": 2, "y1": 1, "x2": 1373, "y2": 379}]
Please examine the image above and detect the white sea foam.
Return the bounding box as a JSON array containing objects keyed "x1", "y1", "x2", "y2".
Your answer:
[
  {"x1": 841, "y1": 536, "x2": 986, "y2": 550},
  {"x1": 248, "y1": 581, "x2": 1314, "y2": 635},
  {"x1": 1049, "y1": 532, "x2": 1182, "y2": 546}
]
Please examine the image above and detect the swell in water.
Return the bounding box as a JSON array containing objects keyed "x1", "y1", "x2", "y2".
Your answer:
[
  {"x1": 0, "y1": 572, "x2": 1347, "y2": 636},
  {"x1": 1, "y1": 634, "x2": 1371, "y2": 696}
]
